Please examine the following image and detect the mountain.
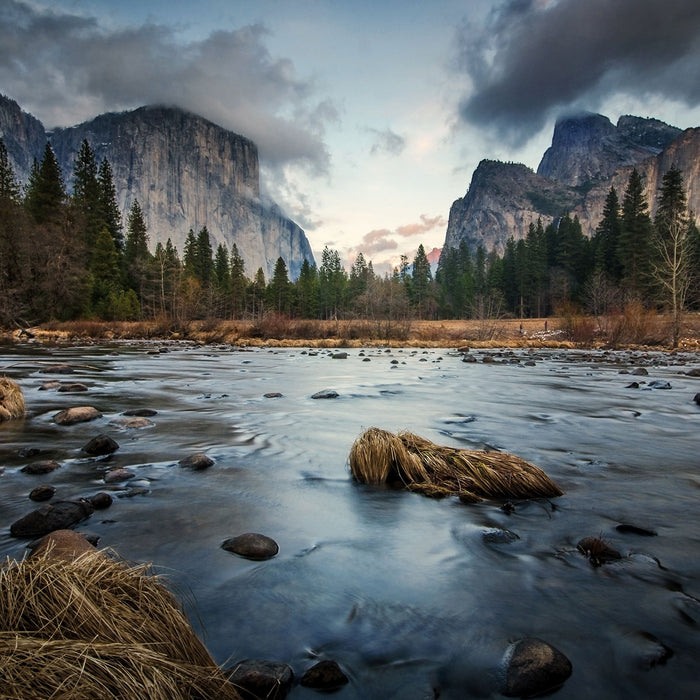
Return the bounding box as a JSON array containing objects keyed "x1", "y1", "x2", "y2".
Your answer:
[
  {"x1": 0, "y1": 95, "x2": 314, "y2": 279},
  {"x1": 443, "y1": 113, "x2": 699, "y2": 255}
]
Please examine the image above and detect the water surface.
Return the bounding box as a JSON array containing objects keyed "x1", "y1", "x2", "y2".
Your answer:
[{"x1": 1, "y1": 343, "x2": 699, "y2": 698}]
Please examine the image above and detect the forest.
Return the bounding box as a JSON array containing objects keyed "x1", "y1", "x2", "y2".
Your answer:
[{"x1": 1, "y1": 137, "x2": 699, "y2": 346}]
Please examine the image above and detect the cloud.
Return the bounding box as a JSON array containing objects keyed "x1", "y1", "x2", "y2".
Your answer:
[
  {"x1": 353, "y1": 214, "x2": 445, "y2": 258},
  {"x1": 366, "y1": 127, "x2": 406, "y2": 156},
  {"x1": 455, "y1": 0, "x2": 700, "y2": 144},
  {"x1": 0, "y1": 0, "x2": 336, "y2": 175}
]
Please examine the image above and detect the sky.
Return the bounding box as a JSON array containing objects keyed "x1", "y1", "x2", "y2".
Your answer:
[{"x1": 2, "y1": 0, "x2": 700, "y2": 273}]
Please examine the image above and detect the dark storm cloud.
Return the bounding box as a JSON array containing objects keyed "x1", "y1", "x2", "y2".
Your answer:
[
  {"x1": 456, "y1": 0, "x2": 700, "y2": 144},
  {"x1": 0, "y1": 0, "x2": 335, "y2": 174}
]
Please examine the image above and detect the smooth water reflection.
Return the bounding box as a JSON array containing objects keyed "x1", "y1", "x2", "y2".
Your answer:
[{"x1": 1, "y1": 342, "x2": 699, "y2": 698}]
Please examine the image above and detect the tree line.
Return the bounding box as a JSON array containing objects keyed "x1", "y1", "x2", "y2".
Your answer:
[{"x1": 1, "y1": 136, "x2": 699, "y2": 344}]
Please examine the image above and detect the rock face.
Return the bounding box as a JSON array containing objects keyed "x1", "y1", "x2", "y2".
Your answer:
[
  {"x1": 443, "y1": 112, "x2": 698, "y2": 255},
  {"x1": 0, "y1": 95, "x2": 314, "y2": 280}
]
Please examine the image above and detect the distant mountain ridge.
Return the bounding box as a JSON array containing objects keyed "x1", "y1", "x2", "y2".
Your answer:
[
  {"x1": 443, "y1": 113, "x2": 699, "y2": 255},
  {"x1": 0, "y1": 95, "x2": 314, "y2": 279}
]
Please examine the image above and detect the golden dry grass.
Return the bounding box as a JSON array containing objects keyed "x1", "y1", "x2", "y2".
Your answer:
[
  {"x1": 0, "y1": 548, "x2": 240, "y2": 700},
  {"x1": 349, "y1": 427, "x2": 564, "y2": 502},
  {"x1": 0, "y1": 376, "x2": 25, "y2": 421}
]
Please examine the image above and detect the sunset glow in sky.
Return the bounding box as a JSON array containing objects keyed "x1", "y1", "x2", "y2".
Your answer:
[{"x1": 2, "y1": 0, "x2": 700, "y2": 272}]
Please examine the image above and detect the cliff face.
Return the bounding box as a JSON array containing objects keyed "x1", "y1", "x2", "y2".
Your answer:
[
  {"x1": 0, "y1": 94, "x2": 47, "y2": 180},
  {"x1": 443, "y1": 160, "x2": 578, "y2": 255},
  {"x1": 0, "y1": 97, "x2": 314, "y2": 279},
  {"x1": 443, "y1": 113, "x2": 698, "y2": 255}
]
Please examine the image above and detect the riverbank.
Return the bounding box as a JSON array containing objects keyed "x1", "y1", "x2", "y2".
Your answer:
[{"x1": 3, "y1": 313, "x2": 700, "y2": 351}]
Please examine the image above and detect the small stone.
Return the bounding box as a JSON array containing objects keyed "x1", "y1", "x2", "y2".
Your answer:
[
  {"x1": 104, "y1": 468, "x2": 134, "y2": 483},
  {"x1": 122, "y1": 408, "x2": 158, "y2": 417},
  {"x1": 264, "y1": 392, "x2": 283, "y2": 398},
  {"x1": 300, "y1": 660, "x2": 349, "y2": 689},
  {"x1": 222, "y1": 533, "x2": 279, "y2": 560},
  {"x1": 18, "y1": 447, "x2": 41, "y2": 458},
  {"x1": 311, "y1": 389, "x2": 339, "y2": 399},
  {"x1": 503, "y1": 638, "x2": 572, "y2": 698},
  {"x1": 82, "y1": 434, "x2": 119, "y2": 456},
  {"x1": 694, "y1": 392, "x2": 700, "y2": 406},
  {"x1": 616, "y1": 523, "x2": 657, "y2": 537},
  {"x1": 21, "y1": 460, "x2": 61, "y2": 475},
  {"x1": 226, "y1": 659, "x2": 293, "y2": 699},
  {"x1": 39, "y1": 364, "x2": 74, "y2": 374},
  {"x1": 29, "y1": 484, "x2": 56, "y2": 502},
  {"x1": 179, "y1": 453, "x2": 214, "y2": 470},
  {"x1": 54, "y1": 406, "x2": 102, "y2": 426},
  {"x1": 631, "y1": 367, "x2": 649, "y2": 376},
  {"x1": 89, "y1": 492, "x2": 113, "y2": 509},
  {"x1": 110, "y1": 416, "x2": 154, "y2": 428},
  {"x1": 685, "y1": 368, "x2": 700, "y2": 377},
  {"x1": 647, "y1": 380, "x2": 671, "y2": 390},
  {"x1": 39, "y1": 381, "x2": 60, "y2": 390},
  {"x1": 331, "y1": 352, "x2": 348, "y2": 359},
  {"x1": 10, "y1": 499, "x2": 95, "y2": 538},
  {"x1": 626, "y1": 381, "x2": 640, "y2": 389}
]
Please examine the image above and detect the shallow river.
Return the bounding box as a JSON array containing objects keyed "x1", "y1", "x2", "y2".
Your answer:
[{"x1": 1, "y1": 342, "x2": 699, "y2": 698}]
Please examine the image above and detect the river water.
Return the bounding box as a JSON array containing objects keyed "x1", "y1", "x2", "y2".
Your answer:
[{"x1": 1, "y1": 342, "x2": 699, "y2": 698}]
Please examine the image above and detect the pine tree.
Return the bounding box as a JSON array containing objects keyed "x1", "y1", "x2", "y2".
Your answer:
[
  {"x1": 0, "y1": 138, "x2": 20, "y2": 201},
  {"x1": 24, "y1": 143, "x2": 66, "y2": 224},
  {"x1": 195, "y1": 226, "x2": 214, "y2": 285},
  {"x1": 618, "y1": 169, "x2": 653, "y2": 299},
  {"x1": 295, "y1": 258, "x2": 320, "y2": 318},
  {"x1": 594, "y1": 187, "x2": 622, "y2": 281},
  {"x1": 98, "y1": 157, "x2": 123, "y2": 253},
  {"x1": 123, "y1": 199, "x2": 150, "y2": 304},
  {"x1": 90, "y1": 226, "x2": 121, "y2": 315},
  {"x1": 72, "y1": 139, "x2": 101, "y2": 247},
  {"x1": 411, "y1": 244, "x2": 433, "y2": 318},
  {"x1": 267, "y1": 256, "x2": 291, "y2": 313},
  {"x1": 229, "y1": 243, "x2": 248, "y2": 318}
]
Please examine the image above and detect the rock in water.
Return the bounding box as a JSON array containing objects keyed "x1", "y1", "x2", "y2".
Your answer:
[
  {"x1": 54, "y1": 406, "x2": 102, "y2": 425},
  {"x1": 222, "y1": 533, "x2": 279, "y2": 560},
  {"x1": 226, "y1": 659, "x2": 293, "y2": 699},
  {"x1": 178, "y1": 453, "x2": 214, "y2": 470},
  {"x1": 10, "y1": 500, "x2": 95, "y2": 538},
  {"x1": 502, "y1": 638, "x2": 572, "y2": 697},
  {"x1": 82, "y1": 434, "x2": 119, "y2": 456},
  {"x1": 300, "y1": 660, "x2": 349, "y2": 689}
]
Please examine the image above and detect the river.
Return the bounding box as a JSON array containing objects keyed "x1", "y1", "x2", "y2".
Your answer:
[{"x1": 1, "y1": 342, "x2": 699, "y2": 698}]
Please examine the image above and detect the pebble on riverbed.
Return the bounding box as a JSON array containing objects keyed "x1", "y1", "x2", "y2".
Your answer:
[
  {"x1": 221, "y1": 533, "x2": 279, "y2": 560},
  {"x1": 502, "y1": 637, "x2": 572, "y2": 698}
]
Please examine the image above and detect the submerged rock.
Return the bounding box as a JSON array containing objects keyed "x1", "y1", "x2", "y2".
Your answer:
[
  {"x1": 89, "y1": 492, "x2": 113, "y2": 509},
  {"x1": 110, "y1": 416, "x2": 154, "y2": 429},
  {"x1": 104, "y1": 469, "x2": 134, "y2": 483},
  {"x1": 10, "y1": 499, "x2": 95, "y2": 538},
  {"x1": 57, "y1": 383, "x2": 88, "y2": 392},
  {"x1": 502, "y1": 637, "x2": 572, "y2": 698},
  {"x1": 222, "y1": 533, "x2": 279, "y2": 560},
  {"x1": 226, "y1": 659, "x2": 293, "y2": 699},
  {"x1": 21, "y1": 460, "x2": 61, "y2": 475},
  {"x1": 300, "y1": 660, "x2": 349, "y2": 689},
  {"x1": 122, "y1": 408, "x2": 158, "y2": 417},
  {"x1": 29, "y1": 484, "x2": 56, "y2": 502},
  {"x1": 311, "y1": 389, "x2": 339, "y2": 399}
]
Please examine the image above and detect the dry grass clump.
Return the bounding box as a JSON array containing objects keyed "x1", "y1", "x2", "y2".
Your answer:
[
  {"x1": 0, "y1": 549, "x2": 240, "y2": 700},
  {"x1": 349, "y1": 428, "x2": 564, "y2": 502},
  {"x1": 0, "y1": 376, "x2": 25, "y2": 421}
]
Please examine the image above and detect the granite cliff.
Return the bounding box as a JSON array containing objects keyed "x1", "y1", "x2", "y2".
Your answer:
[
  {"x1": 0, "y1": 95, "x2": 314, "y2": 279},
  {"x1": 443, "y1": 113, "x2": 699, "y2": 255}
]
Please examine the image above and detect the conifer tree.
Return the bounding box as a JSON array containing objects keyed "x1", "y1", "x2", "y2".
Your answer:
[
  {"x1": 618, "y1": 169, "x2": 653, "y2": 298},
  {"x1": 594, "y1": 187, "x2": 622, "y2": 281},
  {"x1": 295, "y1": 258, "x2": 320, "y2": 318},
  {"x1": 24, "y1": 143, "x2": 65, "y2": 224},
  {"x1": 229, "y1": 243, "x2": 248, "y2": 318},
  {"x1": 267, "y1": 256, "x2": 292, "y2": 313},
  {"x1": 0, "y1": 138, "x2": 20, "y2": 201},
  {"x1": 98, "y1": 157, "x2": 123, "y2": 253},
  {"x1": 411, "y1": 244, "x2": 433, "y2": 318},
  {"x1": 123, "y1": 199, "x2": 151, "y2": 305},
  {"x1": 72, "y1": 139, "x2": 101, "y2": 247}
]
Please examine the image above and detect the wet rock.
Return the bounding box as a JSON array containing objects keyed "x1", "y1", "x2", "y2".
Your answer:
[
  {"x1": 577, "y1": 536, "x2": 622, "y2": 566},
  {"x1": 82, "y1": 434, "x2": 119, "y2": 456},
  {"x1": 89, "y1": 492, "x2": 113, "y2": 509},
  {"x1": 179, "y1": 453, "x2": 214, "y2": 470},
  {"x1": 264, "y1": 392, "x2": 283, "y2": 398},
  {"x1": 21, "y1": 460, "x2": 61, "y2": 475},
  {"x1": 482, "y1": 355, "x2": 495, "y2": 363},
  {"x1": 631, "y1": 367, "x2": 649, "y2": 376},
  {"x1": 694, "y1": 392, "x2": 700, "y2": 406},
  {"x1": 10, "y1": 499, "x2": 95, "y2": 538},
  {"x1": 18, "y1": 447, "x2": 42, "y2": 458},
  {"x1": 502, "y1": 637, "x2": 572, "y2": 698},
  {"x1": 482, "y1": 528, "x2": 520, "y2": 545},
  {"x1": 626, "y1": 381, "x2": 640, "y2": 389},
  {"x1": 226, "y1": 659, "x2": 293, "y2": 699},
  {"x1": 646, "y1": 380, "x2": 671, "y2": 390},
  {"x1": 300, "y1": 660, "x2": 349, "y2": 689},
  {"x1": 222, "y1": 533, "x2": 279, "y2": 560},
  {"x1": 39, "y1": 364, "x2": 74, "y2": 374},
  {"x1": 118, "y1": 486, "x2": 150, "y2": 498},
  {"x1": 685, "y1": 368, "x2": 700, "y2": 377},
  {"x1": 122, "y1": 408, "x2": 158, "y2": 417},
  {"x1": 57, "y1": 382, "x2": 88, "y2": 392},
  {"x1": 616, "y1": 523, "x2": 657, "y2": 537},
  {"x1": 110, "y1": 416, "x2": 154, "y2": 428},
  {"x1": 39, "y1": 381, "x2": 61, "y2": 390},
  {"x1": 311, "y1": 389, "x2": 339, "y2": 399},
  {"x1": 54, "y1": 406, "x2": 102, "y2": 425},
  {"x1": 332, "y1": 351, "x2": 348, "y2": 359},
  {"x1": 28, "y1": 529, "x2": 98, "y2": 561},
  {"x1": 104, "y1": 468, "x2": 135, "y2": 483},
  {"x1": 462, "y1": 354, "x2": 477, "y2": 363},
  {"x1": 29, "y1": 484, "x2": 56, "y2": 502}
]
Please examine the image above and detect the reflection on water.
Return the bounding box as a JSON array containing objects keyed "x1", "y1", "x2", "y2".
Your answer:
[{"x1": 1, "y1": 343, "x2": 699, "y2": 698}]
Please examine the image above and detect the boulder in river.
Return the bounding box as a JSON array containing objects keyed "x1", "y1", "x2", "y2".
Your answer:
[
  {"x1": 21, "y1": 460, "x2": 61, "y2": 475},
  {"x1": 122, "y1": 408, "x2": 158, "y2": 417},
  {"x1": 57, "y1": 383, "x2": 88, "y2": 393},
  {"x1": 29, "y1": 484, "x2": 56, "y2": 502},
  {"x1": 54, "y1": 406, "x2": 102, "y2": 425},
  {"x1": 104, "y1": 469, "x2": 134, "y2": 484},
  {"x1": 10, "y1": 499, "x2": 95, "y2": 538},
  {"x1": 502, "y1": 637, "x2": 572, "y2": 698},
  {"x1": 226, "y1": 659, "x2": 293, "y2": 699},
  {"x1": 311, "y1": 389, "x2": 339, "y2": 399},
  {"x1": 221, "y1": 533, "x2": 279, "y2": 560},
  {"x1": 82, "y1": 434, "x2": 119, "y2": 456},
  {"x1": 88, "y1": 492, "x2": 113, "y2": 509},
  {"x1": 178, "y1": 453, "x2": 214, "y2": 470}
]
